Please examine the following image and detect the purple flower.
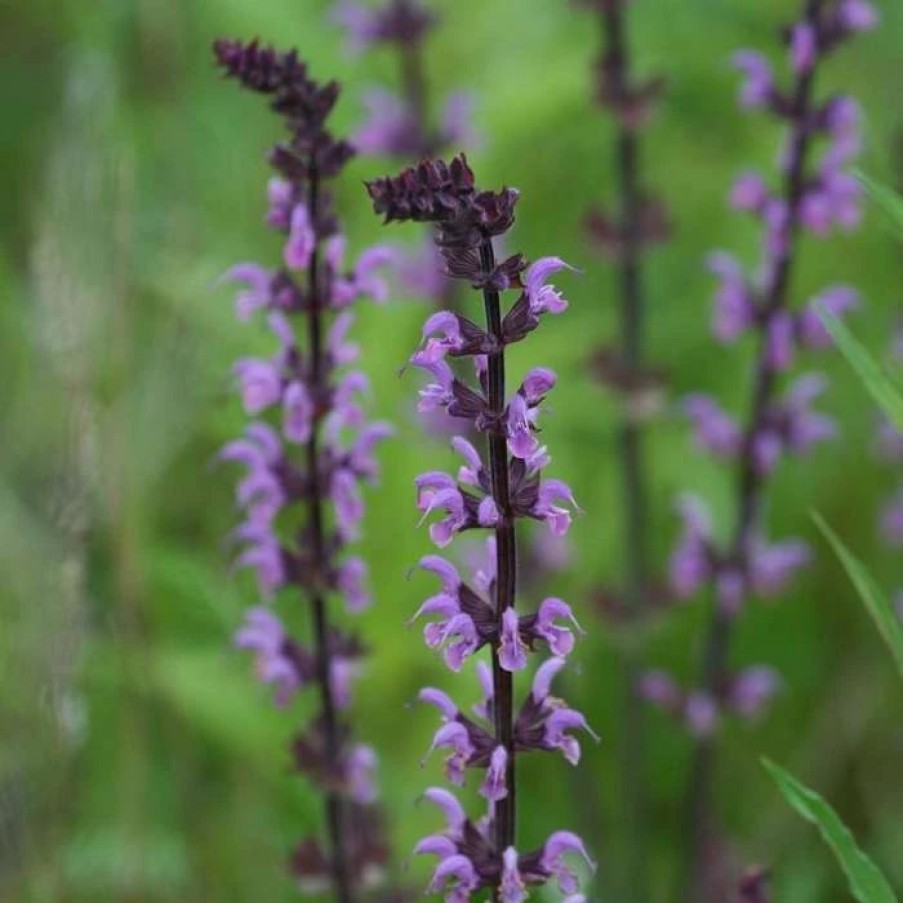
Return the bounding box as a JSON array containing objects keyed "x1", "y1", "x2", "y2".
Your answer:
[
  {"x1": 531, "y1": 479, "x2": 579, "y2": 536},
  {"x1": 282, "y1": 380, "x2": 313, "y2": 443},
  {"x1": 709, "y1": 252, "x2": 757, "y2": 342},
  {"x1": 499, "y1": 607, "x2": 528, "y2": 672},
  {"x1": 747, "y1": 535, "x2": 811, "y2": 597},
  {"x1": 499, "y1": 847, "x2": 526, "y2": 903},
  {"x1": 535, "y1": 831, "x2": 595, "y2": 895},
  {"x1": 223, "y1": 263, "x2": 273, "y2": 321},
  {"x1": 684, "y1": 690, "x2": 719, "y2": 738},
  {"x1": 416, "y1": 471, "x2": 468, "y2": 548},
  {"x1": 732, "y1": 51, "x2": 773, "y2": 109},
  {"x1": 440, "y1": 91, "x2": 479, "y2": 149},
  {"x1": 531, "y1": 597, "x2": 583, "y2": 657},
  {"x1": 235, "y1": 607, "x2": 300, "y2": 705},
  {"x1": 683, "y1": 394, "x2": 742, "y2": 458},
  {"x1": 412, "y1": 358, "x2": 456, "y2": 412},
  {"x1": 480, "y1": 746, "x2": 509, "y2": 802},
  {"x1": 395, "y1": 239, "x2": 450, "y2": 301},
  {"x1": 838, "y1": 0, "x2": 878, "y2": 32},
  {"x1": 669, "y1": 495, "x2": 713, "y2": 599},
  {"x1": 335, "y1": 556, "x2": 370, "y2": 612},
  {"x1": 781, "y1": 373, "x2": 837, "y2": 454},
  {"x1": 727, "y1": 666, "x2": 781, "y2": 720},
  {"x1": 266, "y1": 177, "x2": 294, "y2": 229},
  {"x1": 524, "y1": 257, "x2": 574, "y2": 316},
  {"x1": 417, "y1": 310, "x2": 467, "y2": 363},
  {"x1": 234, "y1": 359, "x2": 282, "y2": 415},
  {"x1": 235, "y1": 530, "x2": 286, "y2": 598},
  {"x1": 346, "y1": 744, "x2": 379, "y2": 803},
  {"x1": 729, "y1": 171, "x2": 769, "y2": 213},
  {"x1": 330, "y1": 243, "x2": 396, "y2": 308},
  {"x1": 327, "y1": 311, "x2": 360, "y2": 366},
  {"x1": 790, "y1": 23, "x2": 817, "y2": 74},
  {"x1": 354, "y1": 88, "x2": 420, "y2": 156},
  {"x1": 284, "y1": 204, "x2": 316, "y2": 270},
  {"x1": 880, "y1": 488, "x2": 903, "y2": 545},
  {"x1": 764, "y1": 312, "x2": 795, "y2": 372},
  {"x1": 331, "y1": 468, "x2": 365, "y2": 540},
  {"x1": 799, "y1": 285, "x2": 859, "y2": 348}
]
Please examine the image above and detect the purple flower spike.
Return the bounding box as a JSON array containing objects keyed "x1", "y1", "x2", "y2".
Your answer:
[
  {"x1": 368, "y1": 155, "x2": 590, "y2": 900},
  {"x1": 215, "y1": 39, "x2": 394, "y2": 900},
  {"x1": 667, "y1": 8, "x2": 874, "y2": 884}
]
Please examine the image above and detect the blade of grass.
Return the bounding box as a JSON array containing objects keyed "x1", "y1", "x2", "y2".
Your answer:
[
  {"x1": 816, "y1": 309, "x2": 903, "y2": 434},
  {"x1": 857, "y1": 171, "x2": 903, "y2": 239},
  {"x1": 763, "y1": 759, "x2": 898, "y2": 903},
  {"x1": 813, "y1": 512, "x2": 903, "y2": 680}
]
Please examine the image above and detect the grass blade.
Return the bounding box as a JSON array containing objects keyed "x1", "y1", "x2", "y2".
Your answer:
[
  {"x1": 858, "y1": 171, "x2": 903, "y2": 239},
  {"x1": 764, "y1": 759, "x2": 898, "y2": 903},
  {"x1": 817, "y1": 310, "x2": 903, "y2": 435},
  {"x1": 813, "y1": 512, "x2": 903, "y2": 680}
]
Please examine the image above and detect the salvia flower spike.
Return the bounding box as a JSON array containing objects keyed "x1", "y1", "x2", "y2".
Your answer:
[
  {"x1": 644, "y1": 2, "x2": 877, "y2": 897},
  {"x1": 333, "y1": 0, "x2": 478, "y2": 310},
  {"x1": 213, "y1": 39, "x2": 395, "y2": 903},
  {"x1": 367, "y1": 155, "x2": 594, "y2": 902},
  {"x1": 572, "y1": 0, "x2": 669, "y2": 897}
]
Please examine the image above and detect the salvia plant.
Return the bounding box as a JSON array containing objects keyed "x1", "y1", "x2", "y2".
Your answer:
[
  {"x1": 333, "y1": 0, "x2": 477, "y2": 308},
  {"x1": 631, "y1": 0, "x2": 877, "y2": 896},
  {"x1": 572, "y1": 0, "x2": 669, "y2": 896},
  {"x1": 365, "y1": 154, "x2": 595, "y2": 901},
  {"x1": 213, "y1": 39, "x2": 395, "y2": 902}
]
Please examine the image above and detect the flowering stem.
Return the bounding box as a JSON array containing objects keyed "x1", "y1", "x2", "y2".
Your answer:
[
  {"x1": 602, "y1": 2, "x2": 651, "y2": 897},
  {"x1": 680, "y1": 3, "x2": 823, "y2": 897},
  {"x1": 480, "y1": 237, "x2": 518, "y2": 858},
  {"x1": 304, "y1": 162, "x2": 353, "y2": 903},
  {"x1": 399, "y1": 41, "x2": 430, "y2": 153}
]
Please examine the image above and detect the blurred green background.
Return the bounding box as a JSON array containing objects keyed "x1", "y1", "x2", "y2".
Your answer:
[{"x1": 2, "y1": 1, "x2": 902, "y2": 901}]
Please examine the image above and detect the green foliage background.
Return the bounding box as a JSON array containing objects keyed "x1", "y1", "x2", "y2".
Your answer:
[{"x1": 1, "y1": 1, "x2": 901, "y2": 901}]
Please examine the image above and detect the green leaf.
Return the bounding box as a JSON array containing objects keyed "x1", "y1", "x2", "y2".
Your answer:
[
  {"x1": 813, "y1": 512, "x2": 903, "y2": 680},
  {"x1": 764, "y1": 759, "x2": 898, "y2": 903},
  {"x1": 857, "y1": 171, "x2": 903, "y2": 239},
  {"x1": 816, "y1": 310, "x2": 903, "y2": 435}
]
